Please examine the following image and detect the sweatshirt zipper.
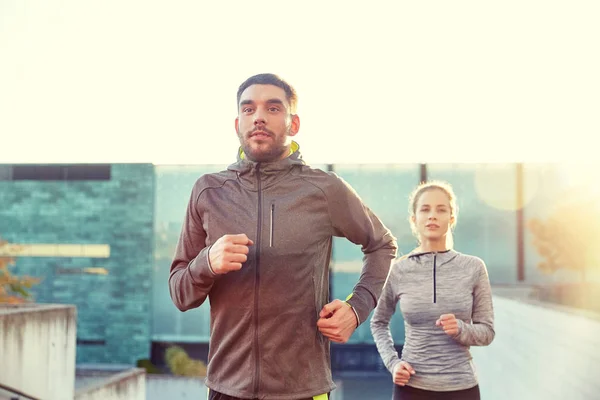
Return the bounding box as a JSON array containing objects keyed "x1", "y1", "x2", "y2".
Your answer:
[
  {"x1": 269, "y1": 203, "x2": 275, "y2": 247},
  {"x1": 433, "y1": 252, "x2": 437, "y2": 303},
  {"x1": 253, "y1": 164, "x2": 262, "y2": 396}
]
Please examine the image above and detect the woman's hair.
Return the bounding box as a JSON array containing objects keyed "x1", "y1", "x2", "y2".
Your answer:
[{"x1": 408, "y1": 180, "x2": 459, "y2": 248}]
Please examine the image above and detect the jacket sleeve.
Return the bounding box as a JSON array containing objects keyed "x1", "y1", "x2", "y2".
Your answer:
[
  {"x1": 370, "y1": 266, "x2": 402, "y2": 374},
  {"x1": 452, "y1": 259, "x2": 495, "y2": 346},
  {"x1": 326, "y1": 174, "x2": 398, "y2": 325},
  {"x1": 168, "y1": 181, "x2": 220, "y2": 311}
]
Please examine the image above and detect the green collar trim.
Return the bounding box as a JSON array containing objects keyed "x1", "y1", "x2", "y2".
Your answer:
[{"x1": 239, "y1": 141, "x2": 299, "y2": 160}]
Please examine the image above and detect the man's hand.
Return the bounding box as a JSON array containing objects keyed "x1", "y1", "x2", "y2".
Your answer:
[
  {"x1": 208, "y1": 234, "x2": 253, "y2": 275},
  {"x1": 392, "y1": 361, "x2": 415, "y2": 386},
  {"x1": 436, "y1": 313, "x2": 460, "y2": 336},
  {"x1": 316, "y1": 299, "x2": 358, "y2": 343}
]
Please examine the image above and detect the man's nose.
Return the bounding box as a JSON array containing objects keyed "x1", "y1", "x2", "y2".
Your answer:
[{"x1": 253, "y1": 109, "x2": 266, "y2": 125}]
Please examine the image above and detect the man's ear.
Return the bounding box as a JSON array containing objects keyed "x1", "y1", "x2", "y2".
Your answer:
[
  {"x1": 288, "y1": 114, "x2": 300, "y2": 137},
  {"x1": 235, "y1": 117, "x2": 239, "y2": 134}
]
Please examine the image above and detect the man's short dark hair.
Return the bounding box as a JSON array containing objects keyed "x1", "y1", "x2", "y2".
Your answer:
[{"x1": 237, "y1": 73, "x2": 298, "y2": 114}]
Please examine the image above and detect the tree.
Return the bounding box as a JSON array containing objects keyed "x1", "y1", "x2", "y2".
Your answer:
[
  {"x1": 0, "y1": 239, "x2": 40, "y2": 304},
  {"x1": 527, "y1": 196, "x2": 600, "y2": 281},
  {"x1": 164, "y1": 345, "x2": 207, "y2": 377}
]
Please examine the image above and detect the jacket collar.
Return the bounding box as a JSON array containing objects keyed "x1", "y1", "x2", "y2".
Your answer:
[
  {"x1": 227, "y1": 141, "x2": 305, "y2": 190},
  {"x1": 407, "y1": 249, "x2": 459, "y2": 267}
]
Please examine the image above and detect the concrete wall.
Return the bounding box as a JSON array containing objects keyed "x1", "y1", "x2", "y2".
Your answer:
[
  {"x1": 0, "y1": 304, "x2": 76, "y2": 400},
  {"x1": 75, "y1": 369, "x2": 145, "y2": 400},
  {"x1": 473, "y1": 293, "x2": 600, "y2": 399},
  {"x1": 146, "y1": 375, "x2": 206, "y2": 400}
]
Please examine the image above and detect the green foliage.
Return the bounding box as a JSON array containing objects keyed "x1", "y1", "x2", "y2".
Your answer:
[
  {"x1": 136, "y1": 359, "x2": 162, "y2": 374},
  {"x1": 0, "y1": 239, "x2": 41, "y2": 304},
  {"x1": 164, "y1": 345, "x2": 207, "y2": 377}
]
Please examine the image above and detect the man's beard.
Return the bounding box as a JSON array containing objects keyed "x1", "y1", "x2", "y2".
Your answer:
[{"x1": 239, "y1": 128, "x2": 290, "y2": 163}]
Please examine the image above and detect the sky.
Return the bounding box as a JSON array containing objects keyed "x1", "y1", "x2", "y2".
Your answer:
[{"x1": 1, "y1": 0, "x2": 598, "y2": 165}]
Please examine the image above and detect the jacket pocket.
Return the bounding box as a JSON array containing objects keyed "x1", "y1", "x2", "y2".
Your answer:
[
  {"x1": 269, "y1": 202, "x2": 275, "y2": 247},
  {"x1": 313, "y1": 273, "x2": 327, "y2": 345}
]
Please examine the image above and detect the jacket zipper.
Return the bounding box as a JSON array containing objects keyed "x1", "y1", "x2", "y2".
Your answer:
[
  {"x1": 433, "y1": 252, "x2": 437, "y2": 303},
  {"x1": 253, "y1": 164, "x2": 262, "y2": 396},
  {"x1": 269, "y1": 203, "x2": 275, "y2": 247}
]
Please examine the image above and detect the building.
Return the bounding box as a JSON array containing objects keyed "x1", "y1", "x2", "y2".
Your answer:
[
  {"x1": 0, "y1": 164, "x2": 154, "y2": 365},
  {"x1": 0, "y1": 162, "x2": 583, "y2": 370}
]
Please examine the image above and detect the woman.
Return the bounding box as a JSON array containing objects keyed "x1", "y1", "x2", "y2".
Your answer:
[{"x1": 370, "y1": 181, "x2": 495, "y2": 399}]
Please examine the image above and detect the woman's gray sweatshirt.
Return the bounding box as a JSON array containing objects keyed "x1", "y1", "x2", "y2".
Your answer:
[{"x1": 370, "y1": 250, "x2": 495, "y2": 392}]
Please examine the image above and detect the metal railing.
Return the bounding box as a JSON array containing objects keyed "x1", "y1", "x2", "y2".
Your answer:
[{"x1": 0, "y1": 382, "x2": 41, "y2": 400}]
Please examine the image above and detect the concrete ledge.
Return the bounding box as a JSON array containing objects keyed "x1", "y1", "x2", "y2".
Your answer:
[
  {"x1": 0, "y1": 303, "x2": 76, "y2": 313},
  {"x1": 492, "y1": 284, "x2": 600, "y2": 322},
  {"x1": 0, "y1": 303, "x2": 76, "y2": 400},
  {"x1": 75, "y1": 368, "x2": 145, "y2": 400},
  {"x1": 146, "y1": 374, "x2": 206, "y2": 400},
  {"x1": 473, "y1": 294, "x2": 600, "y2": 399}
]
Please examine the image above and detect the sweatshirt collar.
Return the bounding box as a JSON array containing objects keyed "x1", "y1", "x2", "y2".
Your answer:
[
  {"x1": 408, "y1": 249, "x2": 453, "y2": 258},
  {"x1": 407, "y1": 249, "x2": 459, "y2": 266}
]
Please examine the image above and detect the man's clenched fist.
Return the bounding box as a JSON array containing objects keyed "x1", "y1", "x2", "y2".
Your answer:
[{"x1": 208, "y1": 234, "x2": 254, "y2": 274}]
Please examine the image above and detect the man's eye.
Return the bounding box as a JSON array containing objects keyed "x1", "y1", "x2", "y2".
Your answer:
[
  {"x1": 268, "y1": 107, "x2": 280, "y2": 112},
  {"x1": 243, "y1": 107, "x2": 253, "y2": 113}
]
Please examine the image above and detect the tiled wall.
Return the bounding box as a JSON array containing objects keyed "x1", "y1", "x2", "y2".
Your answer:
[{"x1": 0, "y1": 164, "x2": 155, "y2": 364}]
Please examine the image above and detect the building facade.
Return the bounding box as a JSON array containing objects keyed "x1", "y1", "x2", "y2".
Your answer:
[
  {"x1": 1, "y1": 162, "x2": 582, "y2": 368},
  {"x1": 0, "y1": 164, "x2": 154, "y2": 364}
]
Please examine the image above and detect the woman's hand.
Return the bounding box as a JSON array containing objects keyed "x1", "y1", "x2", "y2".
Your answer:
[
  {"x1": 392, "y1": 361, "x2": 415, "y2": 386},
  {"x1": 436, "y1": 313, "x2": 460, "y2": 336}
]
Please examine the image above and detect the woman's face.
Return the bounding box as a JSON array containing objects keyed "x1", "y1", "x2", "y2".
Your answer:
[{"x1": 412, "y1": 188, "x2": 454, "y2": 244}]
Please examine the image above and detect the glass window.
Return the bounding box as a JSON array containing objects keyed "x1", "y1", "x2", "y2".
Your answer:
[
  {"x1": 331, "y1": 164, "x2": 421, "y2": 344},
  {"x1": 427, "y1": 164, "x2": 520, "y2": 284},
  {"x1": 152, "y1": 165, "x2": 227, "y2": 342}
]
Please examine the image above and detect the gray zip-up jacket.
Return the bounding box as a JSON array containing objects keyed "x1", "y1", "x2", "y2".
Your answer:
[
  {"x1": 169, "y1": 145, "x2": 397, "y2": 399},
  {"x1": 370, "y1": 250, "x2": 494, "y2": 392}
]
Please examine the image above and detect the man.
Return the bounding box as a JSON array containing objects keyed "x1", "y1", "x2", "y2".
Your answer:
[{"x1": 169, "y1": 73, "x2": 397, "y2": 400}]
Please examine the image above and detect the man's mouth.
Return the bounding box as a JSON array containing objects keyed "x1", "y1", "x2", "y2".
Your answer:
[{"x1": 249, "y1": 130, "x2": 271, "y2": 139}]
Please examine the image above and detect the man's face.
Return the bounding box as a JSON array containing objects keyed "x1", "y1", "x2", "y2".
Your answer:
[{"x1": 235, "y1": 84, "x2": 299, "y2": 163}]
